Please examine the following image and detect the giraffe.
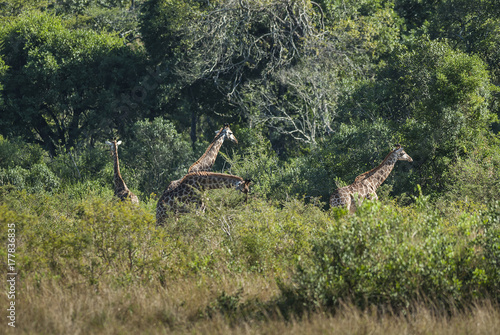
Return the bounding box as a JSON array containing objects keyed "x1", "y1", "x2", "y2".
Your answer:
[
  {"x1": 330, "y1": 145, "x2": 413, "y2": 213},
  {"x1": 156, "y1": 172, "x2": 251, "y2": 226},
  {"x1": 105, "y1": 140, "x2": 139, "y2": 204},
  {"x1": 189, "y1": 123, "x2": 238, "y2": 173},
  {"x1": 165, "y1": 123, "x2": 238, "y2": 191}
]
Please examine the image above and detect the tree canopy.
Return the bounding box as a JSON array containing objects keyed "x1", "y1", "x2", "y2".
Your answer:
[
  {"x1": 0, "y1": 12, "x2": 147, "y2": 156},
  {"x1": 0, "y1": 0, "x2": 499, "y2": 200}
]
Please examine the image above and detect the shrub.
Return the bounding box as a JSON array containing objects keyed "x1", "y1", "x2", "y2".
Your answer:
[
  {"x1": 1, "y1": 184, "x2": 327, "y2": 286},
  {"x1": 6, "y1": 192, "x2": 160, "y2": 285},
  {"x1": 281, "y1": 196, "x2": 499, "y2": 313},
  {"x1": 222, "y1": 129, "x2": 283, "y2": 199},
  {"x1": 25, "y1": 163, "x2": 60, "y2": 193},
  {"x1": 47, "y1": 145, "x2": 110, "y2": 185},
  {"x1": 0, "y1": 136, "x2": 60, "y2": 192},
  {"x1": 0, "y1": 166, "x2": 28, "y2": 190},
  {"x1": 0, "y1": 135, "x2": 46, "y2": 169},
  {"x1": 442, "y1": 136, "x2": 500, "y2": 203},
  {"x1": 480, "y1": 201, "x2": 500, "y2": 289},
  {"x1": 0, "y1": 164, "x2": 60, "y2": 193}
]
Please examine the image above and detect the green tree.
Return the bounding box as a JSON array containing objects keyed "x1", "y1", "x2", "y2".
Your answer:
[
  {"x1": 140, "y1": 0, "x2": 406, "y2": 153},
  {"x1": 318, "y1": 0, "x2": 403, "y2": 60},
  {"x1": 123, "y1": 117, "x2": 194, "y2": 195},
  {"x1": 140, "y1": 0, "x2": 334, "y2": 146},
  {"x1": 242, "y1": 52, "x2": 342, "y2": 145},
  {"x1": 0, "y1": 0, "x2": 52, "y2": 19},
  {"x1": 0, "y1": 56, "x2": 6, "y2": 107},
  {"x1": 392, "y1": 0, "x2": 500, "y2": 103},
  {"x1": 349, "y1": 38, "x2": 495, "y2": 193},
  {"x1": 54, "y1": 0, "x2": 146, "y2": 45},
  {"x1": 0, "y1": 12, "x2": 147, "y2": 156},
  {"x1": 426, "y1": 0, "x2": 500, "y2": 89}
]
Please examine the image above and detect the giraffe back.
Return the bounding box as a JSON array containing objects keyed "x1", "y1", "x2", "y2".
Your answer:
[{"x1": 156, "y1": 172, "x2": 249, "y2": 226}]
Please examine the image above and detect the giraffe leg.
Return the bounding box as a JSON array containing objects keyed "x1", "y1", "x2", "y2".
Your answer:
[
  {"x1": 194, "y1": 198, "x2": 206, "y2": 214},
  {"x1": 347, "y1": 196, "x2": 356, "y2": 214},
  {"x1": 156, "y1": 205, "x2": 175, "y2": 227},
  {"x1": 156, "y1": 202, "x2": 166, "y2": 227},
  {"x1": 198, "y1": 202, "x2": 207, "y2": 213}
]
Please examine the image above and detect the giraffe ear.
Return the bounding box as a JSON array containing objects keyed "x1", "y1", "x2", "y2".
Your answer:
[
  {"x1": 116, "y1": 140, "x2": 122, "y2": 145},
  {"x1": 105, "y1": 141, "x2": 112, "y2": 145}
]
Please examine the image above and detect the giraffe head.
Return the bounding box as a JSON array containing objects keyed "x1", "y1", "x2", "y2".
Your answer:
[
  {"x1": 105, "y1": 140, "x2": 122, "y2": 154},
  {"x1": 215, "y1": 124, "x2": 238, "y2": 144},
  {"x1": 236, "y1": 179, "x2": 252, "y2": 194},
  {"x1": 393, "y1": 145, "x2": 413, "y2": 162}
]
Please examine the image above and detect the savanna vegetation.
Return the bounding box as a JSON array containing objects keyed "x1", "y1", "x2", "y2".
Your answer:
[{"x1": 0, "y1": 0, "x2": 499, "y2": 333}]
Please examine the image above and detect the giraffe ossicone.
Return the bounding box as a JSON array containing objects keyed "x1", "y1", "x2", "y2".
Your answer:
[
  {"x1": 330, "y1": 145, "x2": 412, "y2": 213},
  {"x1": 106, "y1": 139, "x2": 139, "y2": 204}
]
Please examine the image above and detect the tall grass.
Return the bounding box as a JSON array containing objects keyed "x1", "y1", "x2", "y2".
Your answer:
[
  {"x1": 1, "y1": 186, "x2": 499, "y2": 334},
  {"x1": 2, "y1": 282, "x2": 499, "y2": 334}
]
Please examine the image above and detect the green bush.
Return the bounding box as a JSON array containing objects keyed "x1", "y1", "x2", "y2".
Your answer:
[
  {"x1": 226, "y1": 198, "x2": 328, "y2": 273},
  {"x1": 222, "y1": 129, "x2": 283, "y2": 199},
  {"x1": 3, "y1": 191, "x2": 160, "y2": 285},
  {"x1": 442, "y1": 135, "x2": 500, "y2": 203},
  {"x1": 480, "y1": 201, "x2": 500, "y2": 288},
  {"x1": 0, "y1": 135, "x2": 46, "y2": 169},
  {"x1": 2, "y1": 180, "x2": 499, "y2": 326},
  {"x1": 25, "y1": 163, "x2": 60, "y2": 193},
  {"x1": 0, "y1": 184, "x2": 327, "y2": 286},
  {"x1": 47, "y1": 145, "x2": 110, "y2": 185},
  {"x1": 58, "y1": 179, "x2": 112, "y2": 201},
  {"x1": 281, "y1": 196, "x2": 499, "y2": 313},
  {"x1": 0, "y1": 164, "x2": 60, "y2": 193},
  {"x1": 0, "y1": 136, "x2": 60, "y2": 193},
  {"x1": 0, "y1": 166, "x2": 28, "y2": 190}
]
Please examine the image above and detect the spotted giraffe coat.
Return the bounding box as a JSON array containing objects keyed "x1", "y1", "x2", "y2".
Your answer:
[
  {"x1": 156, "y1": 172, "x2": 251, "y2": 225},
  {"x1": 106, "y1": 140, "x2": 139, "y2": 204},
  {"x1": 330, "y1": 146, "x2": 412, "y2": 213}
]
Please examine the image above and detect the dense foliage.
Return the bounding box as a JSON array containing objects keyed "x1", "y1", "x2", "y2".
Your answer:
[
  {"x1": 281, "y1": 199, "x2": 500, "y2": 313},
  {"x1": 1, "y1": 187, "x2": 499, "y2": 332},
  {"x1": 1, "y1": 0, "x2": 498, "y2": 200},
  {"x1": 0, "y1": 0, "x2": 499, "y2": 332}
]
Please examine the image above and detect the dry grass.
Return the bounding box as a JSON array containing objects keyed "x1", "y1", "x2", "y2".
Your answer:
[
  {"x1": 2, "y1": 271, "x2": 279, "y2": 334},
  {"x1": 1, "y1": 191, "x2": 499, "y2": 334},
  {"x1": 2, "y1": 273, "x2": 499, "y2": 335},
  {"x1": 195, "y1": 304, "x2": 500, "y2": 335}
]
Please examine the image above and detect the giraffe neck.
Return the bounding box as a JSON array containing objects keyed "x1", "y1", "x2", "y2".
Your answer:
[
  {"x1": 357, "y1": 152, "x2": 398, "y2": 190},
  {"x1": 188, "y1": 134, "x2": 225, "y2": 173},
  {"x1": 182, "y1": 172, "x2": 243, "y2": 191},
  {"x1": 112, "y1": 146, "x2": 129, "y2": 194}
]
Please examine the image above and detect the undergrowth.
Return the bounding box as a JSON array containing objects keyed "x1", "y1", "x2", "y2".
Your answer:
[{"x1": 0, "y1": 186, "x2": 499, "y2": 333}]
